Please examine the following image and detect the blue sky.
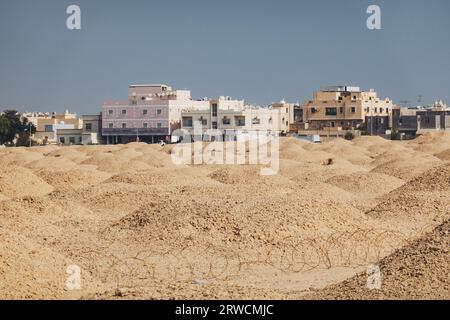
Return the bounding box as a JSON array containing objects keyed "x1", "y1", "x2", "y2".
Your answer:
[{"x1": 0, "y1": 0, "x2": 449, "y2": 114}]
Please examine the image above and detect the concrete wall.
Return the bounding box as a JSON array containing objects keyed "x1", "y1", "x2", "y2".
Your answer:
[
  {"x1": 365, "y1": 116, "x2": 389, "y2": 135},
  {"x1": 417, "y1": 110, "x2": 450, "y2": 130}
]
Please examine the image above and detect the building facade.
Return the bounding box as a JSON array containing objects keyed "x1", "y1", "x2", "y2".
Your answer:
[
  {"x1": 416, "y1": 101, "x2": 450, "y2": 131},
  {"x1": 101, "y1": 84, "x2": 209, "y2": 144},
  {"x1": 56, "y1": 129, "x2": 100, "y2": 145},
  {"x1": 302, "y1": 86, "x2": 395, "y2": 133},
  {"x1": 391, "y1": 100, "x2": 450, "y2": 137},
  {"x1": 180, "y1": 97, "x2": 290, "y2": 140},
  {"x1": 24, "y1": 110, "x2": 83, "y2": 132}
]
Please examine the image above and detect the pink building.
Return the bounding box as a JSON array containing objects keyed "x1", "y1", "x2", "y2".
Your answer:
[{"x1": 102, "y1": 84, "x2": 209, "y2": 144}]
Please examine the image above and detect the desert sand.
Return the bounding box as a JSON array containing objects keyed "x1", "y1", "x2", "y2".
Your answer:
[{"x1": 0, "y1": 132, "x2": 449, "y2": 300}]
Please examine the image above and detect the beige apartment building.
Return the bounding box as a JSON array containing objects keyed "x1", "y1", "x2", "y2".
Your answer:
[
  {"x1": 23, "y1": 110, "x2": 83, "y2": 143},
  {"x1": 302, "y1": 86, "x2": 395, "y2": 131},
  {"x1": 24, "y1": 110, "x2": 83, "y2": 132},
  {"x1": 180, "y1": 96, "x2": 290, "y2": 140}
]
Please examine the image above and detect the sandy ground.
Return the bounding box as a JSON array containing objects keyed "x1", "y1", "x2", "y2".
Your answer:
[{"x1": 0, "y1": 132, "x2": 449, "y2": 300}]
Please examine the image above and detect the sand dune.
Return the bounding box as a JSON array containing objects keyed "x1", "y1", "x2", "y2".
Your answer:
[
  {"x1": 304, "y1": 219, "x2": 450, "y2": 300},
  {"x1": 0, "y1": 132, "x2": 449, "y2": 299}
]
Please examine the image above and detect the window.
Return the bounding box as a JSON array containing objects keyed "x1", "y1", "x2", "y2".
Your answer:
[
  {"x1": 143, "y1": 123, "x2": 148, "y2": 128},
  {"x1": 212, "y1": 104, "x2": 218, "y2": 117},
  {"x1": 380, "y1": 108, "x2": 384, "y2": 113},
  {"x1": 222, "y1": 117, "x2": 231, "y2": 125},
  {"x1": 197, "y1": 117, "x2": 207, "y2": 126},
  {"x1": 122, "y1": 109, "x2": 127, "y2": 115},
  {"x1": 182, "y1": 117, "x2": 193, "y2": 127},
  {"x1": 156, "y1": 109, "x2": 162, "y2": 116},
  {"x1": 85, "y1": 123, "x2": 92, "y2": 131},
  {"x1": 339, "y1": 107, "x2": 344, "y2": 113},
  {"x1": 143, "y1": 109, "x2": 148, "y2": 115},
  {"x1": 374, "y1": 108, "x2": 378, "y2": 113},
  {"x1": 311, "y1": 107, "x2": 317, "y2": 113},
  {"x1": 235, "y1": 116, "x2": 245, "y2": 126},
  {"x1": 108, "y1": 123, "x2": 113, "y2": 128},
  {"x1": 122, "y1": 123, "x2": 127, "y2": 129},
  {"x1": 69, "y1": 137, "x2": 75, "y2": 144},
  {"x1": 351, "y1": 107, "x2": 356, "y2": 113},
  {"x1": 325, "y1": 108, "x2": 337, "y2": 116},
  {"x1": 331, "y1": 121, "x2": 335, "y2": 128},
  {"x1": 157, "y1": 123, "x2": 162, "y2": 128},
  {"x1": 108, "y1": 110, "x2": 113, "y2": 115},
  {"x1": 45, "y1": 125, "x2": 53, "y2": 132},
  {"x1": 59, "y1": 137, "x2": 65, "y2": 144}
]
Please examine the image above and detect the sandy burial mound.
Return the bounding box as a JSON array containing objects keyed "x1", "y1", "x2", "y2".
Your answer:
[
  {"x1": 0, "y1": 165, "x2": 54, "y2": 198},
  {"x1": 304, "y1": 219, "x2": 450, "y2": 300},
  {"x1": 0, "y1": 132, "x2": 449, "y2": 300}
]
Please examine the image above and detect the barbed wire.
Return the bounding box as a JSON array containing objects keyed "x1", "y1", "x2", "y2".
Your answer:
[{"x1": 78, "y1": 223, "x2": 438, "y2": 290}]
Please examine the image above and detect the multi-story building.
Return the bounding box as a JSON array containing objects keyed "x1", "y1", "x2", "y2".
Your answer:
[
  {"x1": 271, "y1": 100, "x2": 303, "y2": 132},
  {"x1": 416, "y1": 100, "x2": 450, "y2": 132},
  {"x1": 180, "y1": 96, "x2": 290, "y2": 140},
  {"x1": 391, "y1": 107, "x2": 419, "y2": 137},
  {"x1": 24, "y1": 110, "x2": 83, "y2": 132},
  {"x1": 23, "y1": 110, "x2": 83, "y2": 143},
  {"x1": 101, "y1": 84, "x2": 209, "y2": 144},
  {"x1": 53, "y1": 114, "x2": 102, "y2": 145},
  {"x1": 302, "y1": 86, "x2": 395, "y2": 133},
  {"x1": 391, "y1": 100, "x2": 449, "y2": 138}
]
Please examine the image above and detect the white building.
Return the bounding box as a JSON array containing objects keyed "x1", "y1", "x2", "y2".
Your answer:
[{"x1": 180, "y1": 96, "x2": 290, "y2": 140}]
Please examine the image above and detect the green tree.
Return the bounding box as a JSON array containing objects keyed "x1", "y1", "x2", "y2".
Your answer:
[
  {"x1": 390, "y1": 128, "x2": 401, "y2": 140},
  {"x1": 0, "y1": 115, "x2": 11, "y2": 144},
  {"x1": 0, "y1": 110, "x2": 36, "y2": 146},
  {"x1": 344, "y1": 131, "x2": 354, "y2": 140}
]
